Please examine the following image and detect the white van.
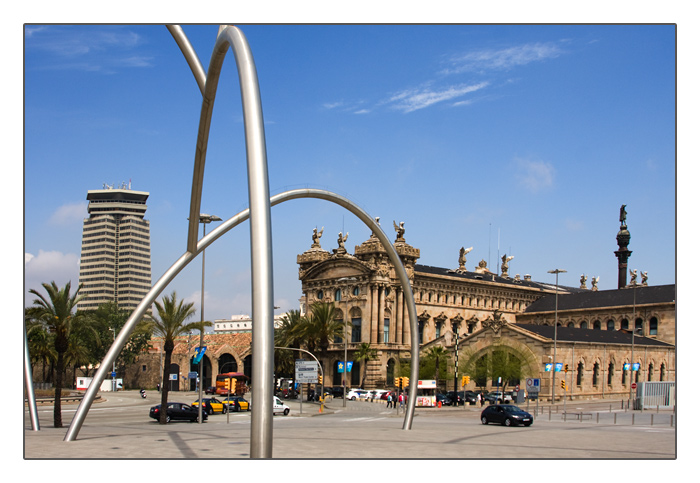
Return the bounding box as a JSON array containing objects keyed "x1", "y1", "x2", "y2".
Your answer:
[{"x1": 273, "y1": 396, "x2": 291, "y2": 416}]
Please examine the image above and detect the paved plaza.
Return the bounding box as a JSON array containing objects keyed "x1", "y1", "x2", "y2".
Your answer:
[{"x1": 23, "y1": 391, "x2": 677, "y2": 461}]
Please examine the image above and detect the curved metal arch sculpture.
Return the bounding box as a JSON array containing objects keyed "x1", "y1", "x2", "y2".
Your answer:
[{"x1": 64, "y1": 26, "x2": 420, "y2": 458}]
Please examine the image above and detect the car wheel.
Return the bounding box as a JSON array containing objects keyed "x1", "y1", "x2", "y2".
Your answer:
[
  {"x1": 351, "y1": 396, "x2": 356, "y2": 400},
  {"x1": 481, "y1": 416, "x2": 488, "y2": 425},
  {"x1": 166, "y1": 415, "x2": 171, "y2": 423},
  {"x1": 234, "y1": 405, "x2": 240, "y2": 412},
  {"x1": 223, "y1": 406, "x2": 228, "y2": 414},
  {"x1": 283, "y1": 408, "x2": 290, "y2": 416},
  {"x1": 504, "y1": 418, "x2": 512, "y2": 427},
  {"x1": 207, "y1": 407, "x2": 213, "y2": 415}
]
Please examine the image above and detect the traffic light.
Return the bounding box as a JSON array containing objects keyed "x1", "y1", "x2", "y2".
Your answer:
[
  {"x1": 561, "y1": 380, "x2": 566, "y2": 390},
  {"x1": 318, "y1": 374, "x2": 323, "y2": 384},
  {"x1": 461, "y1": 375, "x2": 470, "y2": 386},
  {"x1": 564, "y1": 364, "x2": 569, "y2": 373},
  {"x1": 402, "y1": 377, "x2": 409, "y2": 388},
  {"x1": 224, "y1": 378, "x2": 231, "y2": 391},
  {"x1": 395, "y1": 377, "x2": 400, "y2": 387},
  {"x1": 465, "y1": 375, "x2": 470, "y2": 385}
]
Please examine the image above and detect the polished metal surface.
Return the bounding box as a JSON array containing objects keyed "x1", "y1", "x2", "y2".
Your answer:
[
  {"x1": 63, "y1": 25, "x2": 419, "y2": 455},
  {"x1": 24, "y1": 325, "x2": 40, "y2": 431}
]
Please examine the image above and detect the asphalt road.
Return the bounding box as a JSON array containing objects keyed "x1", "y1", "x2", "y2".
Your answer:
[{"x1": 23, "y1": 391, "x2": 676, "y2": 460}]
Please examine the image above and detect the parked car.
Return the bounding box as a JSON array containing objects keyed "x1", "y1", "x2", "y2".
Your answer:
[
  {"x1": 192, "y1": 397, "x2": 227, "y2": 414},
  {"x1": 346, "y1": 389, "x2": 369, "y2": 400},
  {"x1": 480, "y1": 404, "x2": 533, "y2": 427},
  {"x1": 369, "y1": 389, "x2": 389, "y2": 400},
  {"x1": 436, "y1": 393, "x2": 452, "y2": 406},
  {"x1": 329, "y1": 387, "x2": 346, "y2": 398},
  {"x1": 204, "y1": 386, "x2": 217, "y2": 395},
  {"x1": 485, "y1": 391, "x2": 512, "y2": 404},
  {"x1": 462, "y1": 391, "x2": 478, "y2": 405},
  {"x1": 221, "y1": 395, "x2": 250, "y2": 412},
  {"x1": 445, "y1": 391, "x2": 467, "y2": 406},
  {"x1": 273, "y1": 396, "x2": 291, "y2": 416},
  {"x1": 149, "y1": 402, "x2": 208, "y2": 423}
]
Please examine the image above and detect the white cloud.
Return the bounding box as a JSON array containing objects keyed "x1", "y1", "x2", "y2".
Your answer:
[
  {"x1": 49, "y1": 201, "x2": 86, "y2": 226},
  {"x1": 24, "y1": 250, "x2": 80, "y2": 305},
  {"x1": 513, "y1": 157, "x2": 555, "y2": 193},
  {"x1": 443, "y1": 42, "x2": 564, "y2": 74},
  {"x1": 388, "y1": 81, "x2": 489, "y2": 113}
]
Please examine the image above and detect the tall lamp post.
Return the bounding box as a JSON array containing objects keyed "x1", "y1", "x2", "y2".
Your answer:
[
  {"x1": 195, "y1": 213, "x2": 222, "y2": 423},
  {"x1": 629, "y1": 276, "x2": 641, "y2": 407},
  {"x1": 548, "y1": 269, "x2": 566, "y2": 403}
]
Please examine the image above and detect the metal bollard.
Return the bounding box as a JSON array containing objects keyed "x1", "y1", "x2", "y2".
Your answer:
[
  {"x1": 651, "y1": 414, "x2": 654, "y2": 426},
  {"x1": 596, "y1": 413, "x2": 599, "y2": 424},
  {"x1": 632, "y1": 413, "x2": 635, "y2": 425},
  {"x1": 614, "y1": 413, "x2": 617, "y2": 424}
]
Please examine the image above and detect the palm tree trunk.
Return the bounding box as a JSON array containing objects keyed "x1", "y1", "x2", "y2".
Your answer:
[
  {"x1": 54, "y1": 351, "x2": 64, "y2": 428},
  {"x1": 160, "y1": 348, "x2": 172, "y2": 424}
]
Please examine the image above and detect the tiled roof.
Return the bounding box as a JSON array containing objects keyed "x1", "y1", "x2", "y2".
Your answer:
[
  {"x1": 514, "y1": 323, "x2": 674, "y2": 347},
  {"x1": 523, "y1": 284, "x2": 676, "y2": 313},
  {"x1": 150, "y1": 332, "x2": 252, "y2": 355}
]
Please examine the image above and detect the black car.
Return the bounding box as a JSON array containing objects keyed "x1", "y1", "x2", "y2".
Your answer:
[
  {"x1": 149, "y1": 402, "x2": 208, "y2": 423},
  {"x1": 445, "y1": 391, "x2": 463, "y2": 406},
  {"x1": 462, "y1": 391, "x2": 478, "y2": 405},
  {"x1": 480, "y1": 404, "x2": 533, "y2": 427},
  {"x1": 436, "y1": 393, "x2": 452, "y2": 406}
]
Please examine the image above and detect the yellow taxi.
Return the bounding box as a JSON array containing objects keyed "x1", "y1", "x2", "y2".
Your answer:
[
  {"x1": 192, "y1": 397, "x2": 227, "y2": 414},
  {"x1": 221, "y1": 396, "x2": 250, "y2": 412}
]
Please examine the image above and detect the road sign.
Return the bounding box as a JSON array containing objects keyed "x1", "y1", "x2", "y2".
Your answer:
[
  {"x1": 631, "y1": 383, "x2": 637, "y2": 389},
  {"x1": 555, "y1": 363, "x2": 563, "y2": 372},
  {"x1": 295, "y1": 360, "x2": 319, "y2": 383},
  {"x1": 545, "y1": 363, "x2": 552, "y2": 372},
  {"x1": 188, "y1": 371, "x2": 198, "y2": 379},
  {"x1": 525, "y1": 378, "x2": 540, "y2": 393},
  {"x1": 111, "y1": 372, "x2": 117, "y2": 378}
]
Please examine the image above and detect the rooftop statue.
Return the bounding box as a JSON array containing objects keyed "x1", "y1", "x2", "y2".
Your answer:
[{"x1": 311, "y1": 226, "x2": 324, "y2": 248}]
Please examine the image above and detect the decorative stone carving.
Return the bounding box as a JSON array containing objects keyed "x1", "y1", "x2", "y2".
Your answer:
[
  {"x1": 580, "y1": 274, "x2": 587, "y2": 289},
  {"x1": 483, "y1": 309, "x2": 508, "y2": 333},
  {"x1": 311, "y1": 226, "x2": 323, "y2": 249},
  {"x1": 500, "y1": 255, "x2": 514, "y2": 278}
]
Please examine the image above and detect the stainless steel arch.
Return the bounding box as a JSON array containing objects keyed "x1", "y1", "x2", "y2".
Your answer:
[
  {"x1": 64, "y1": 26, "x2": 420, "y2": 457},
  {"x1": 64, "y1": 189, "x2": 420, "y2": 443}
]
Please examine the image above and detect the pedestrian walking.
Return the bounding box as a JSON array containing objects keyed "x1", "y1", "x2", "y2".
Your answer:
[
  {"x1": 393, "y1": 392, "x2": 397, "y2": 408},
  {"x1": 387, "y1": 393, "x2": 392, "y2": 408}
]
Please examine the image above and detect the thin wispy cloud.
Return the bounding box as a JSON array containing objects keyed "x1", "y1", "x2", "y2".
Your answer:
[
  {"x1": 442, "y1": 42, "x2": 565, "y2": 75},
  {"x1": 387, "y1": 81, "x2": 489, "y2": 113},
  {"x1": 24, "y1": 26, "x2": 152, "y2": 72}
]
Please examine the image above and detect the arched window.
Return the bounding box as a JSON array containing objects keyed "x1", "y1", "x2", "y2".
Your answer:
[
  {"x1": 593, "y1": 362, "x2": 600, "y2": 386},
  {"x1": 635, "y1": 317, "x2": 644, "y2": 335},
  {"x1": 576, "y1": 362, "x2": 584, "y2": 386},
  {"x1": 607, "y1": 362, "x2": 614, "y2": 385},
  {"x1": 567, "y1": 322, "x2": 574, "y2": 328},
  {"x1": 648, "y1": 363, "x2": 654, "y2": 381},
  {"x1": 660, "y1": 363, "x2": 666, "y2": 381},
  {"x1": 317, "y1": 290, "x2": 324, "y2": 300},
  {"x1": 335, "y1": 289, "x2": 342, "y2": 302},
  {"x1": 621, "y1": 318, "x2": 629, "y2": 330},
  {"x1": 607, "y1": 319, "x2": 615, "y2": 330},
  {"x1": 580, "y1": 321, "x2": 588, "y2": 329},
  {"x1": 649, "y1": 317, "x2": 658, "y2": 335},
  {"x1": 353, "y1": 286, "x2": 360, "y2": 296},
  {"x1": 593, "y1": 320, "x2": 601, "y2": 330}
]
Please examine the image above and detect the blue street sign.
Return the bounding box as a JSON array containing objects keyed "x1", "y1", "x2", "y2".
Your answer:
[
  {"x1": 555, "y1": 363, "x2": 563, "y2": 372},
  {"x1": 545, "y1": 363, "x2": 552, "y2": 372},
  {"x1": 623, "y1": 363, "x2": 630, "y2": 371},
  {"x1": 111, "y1": 372, "x2": 116, "y2": 378},
  {"x1": 632, "y1": 363, "x2": 640, "y2": 371},
  {"x1": 337, "y1": 361, "x2": 354, "y2": 373}
]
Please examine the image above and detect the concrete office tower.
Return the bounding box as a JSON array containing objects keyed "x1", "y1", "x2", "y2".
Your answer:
[{"x1": 77, "y1": 185, "x2": 152, "y2": 312}]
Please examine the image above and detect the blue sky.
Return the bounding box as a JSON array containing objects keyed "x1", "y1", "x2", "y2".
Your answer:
[{"x1": 23, "y1": 23, "x2": 677, "y2": 324}]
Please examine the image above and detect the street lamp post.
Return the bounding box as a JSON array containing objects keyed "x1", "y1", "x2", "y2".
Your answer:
[
  {"x1": 195, "y1": 213, "x2": 222, "y2": 424},
  {"x1": 629, "y1": 277, "x2": 641, "y2": 408},
  {"x1": 548, "y1": 269, "x2": 566, "y2": 403}
]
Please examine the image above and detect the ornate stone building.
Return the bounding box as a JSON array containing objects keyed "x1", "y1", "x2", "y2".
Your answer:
[{"x1": 295, "y1": 221, "x2": 676, "y2": 400}]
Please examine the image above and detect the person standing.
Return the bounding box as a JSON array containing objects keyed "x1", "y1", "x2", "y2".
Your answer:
[{"x1": 387, "y1": 393, "x2": 392, "y2": 408}]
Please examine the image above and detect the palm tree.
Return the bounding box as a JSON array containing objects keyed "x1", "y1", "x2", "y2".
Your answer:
[
  {"x1": 303, "y1": 302, "x2": 344, "y2": 368},
  {"x1": 151, "y1": 291, "x2": 200, "y2": 424},
  {"x1": 354, "y1": 342, "x2": 377, "y2": 389},
  {"x1": 25, "y1": 319, "x2": 56, "y2": 383},
  {"x1": 423, "y1": 345, "x2": 448, "y2": 387},
  {"x1": 27, "y1": 281, "x2": 87, "y2": 427},
  {"x1": 274, "y1": 309, "x2": 306, "y2": 386}
]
